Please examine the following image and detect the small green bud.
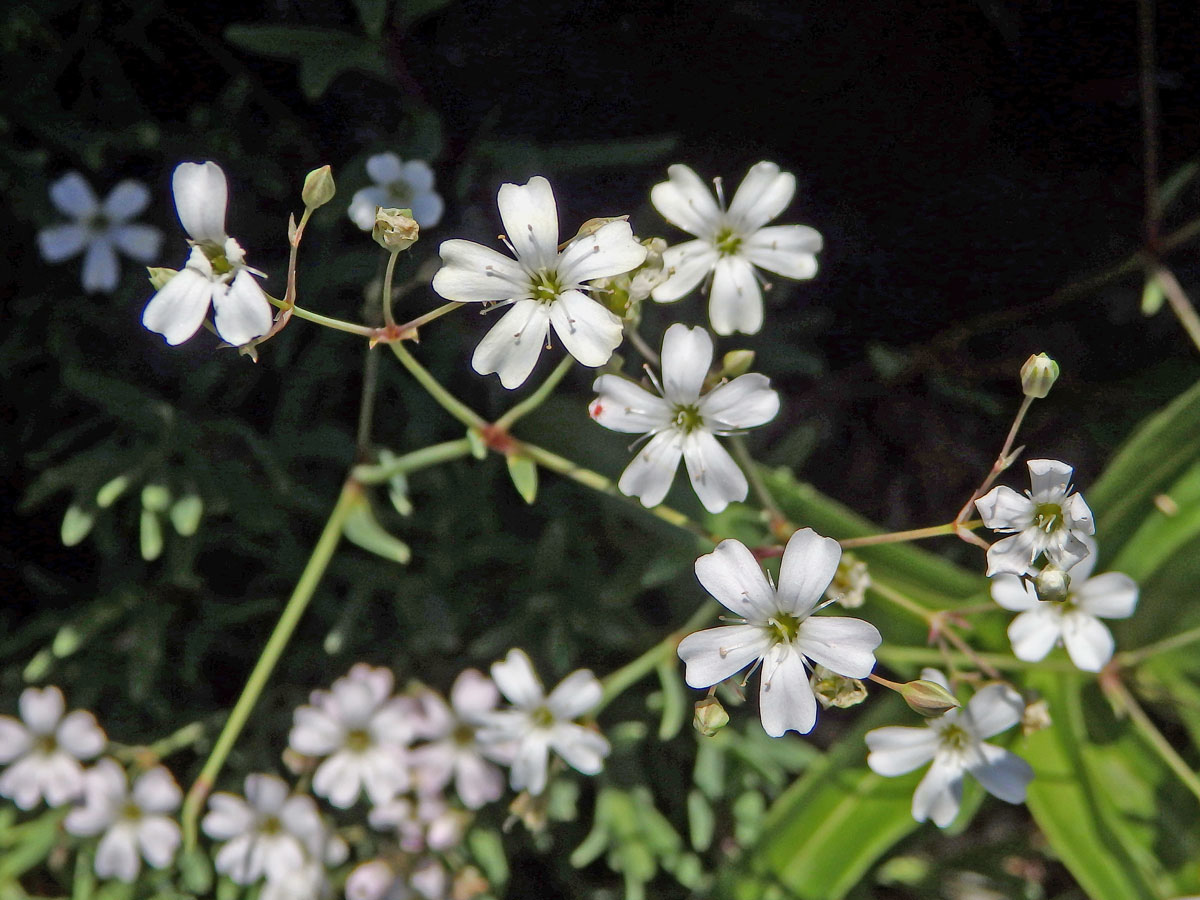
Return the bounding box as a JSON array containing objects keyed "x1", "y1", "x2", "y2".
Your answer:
[
  {"x1": 169, "y1": 494, "x2": 204, "y2": 536},
  {"x1": 140, "y1": 509, "x2": 163, "y2": 561},
  {"x1": 1034, "y1": 564, "x2": 1071, "y2": 603},
  {"x1": 61, "y1": 504, "x2": 95, "y2": 547},
  {"x1": 1020, "y1": 352, "x2": 1059, "y2": 399},
  {"x1": 900, "y1": 679, "x2": 962, "y2": 718},
  {"x1": 140, "y1": 484, "x2": 171, "y2": 513},
  {"x1": 301, "y1": 164, "x2": 336, "y2": 210},
  {"x1": 693, "y1": 697, "x2": 730, "y2": 736},
  {"x1": 146, "y1": 267, "x2": 178, "y2": 290},
  {"x1": 721, "y1": 349, "x2": 756, "y2": 379},
  {"x1": 372, "y1": 207, "x2": 419, "y2": 252},
  {"x1": 96, "y1": 474, "x2": 131, "y2": 509},
  {"x1": 810, "y1": 665, "x2": 868, "y2": 709}
]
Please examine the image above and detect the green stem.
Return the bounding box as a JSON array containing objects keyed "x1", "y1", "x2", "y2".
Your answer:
[
  {"x1": 180, "y1": 480, "x2": 361, "y2": 850},
  {"x1": 729, "y1": 436, "x2": 785, "y2": 527},
  {"x1": 494, "y1": 356, "x2": 576, "y2": 430},
  {"x1": 876, "y1": 645, "x2": 1079, "y2": 673},
  {"x1": 597, "y1": 600, "x2": 719, "y2": 712},
  {"x1": 839, "y1": 519, "x2": 982, "y2": 549},
  {"x1": 399, "y1": 301, "x2": 464, "y2": 335},
  {"x1": 1117, "y1": 623, "x2": 1200, "y2": 667},
  {"x1": 389, "y1": 342, "x2": 487, "y2": 430},
  {"x1": 266, "y1": 295, "x2": 376, "y2": 338},
  {"x1": 1108, "y1": 677, "x2": 1200, "y2": 806},
  {"x1": 381, "y1": 250, "x2": 400, "y2": 329},
  {"x1": 867, "y1": 578, "x2": 935, "y2": 624},
  {"x1": 352, "y1": 438, "x2": 476, "y2": 485},
  {"x1": 518, "y1": 440, "x2": 709, "y2": 538},
  {"x1": 1155, "y1": 266, "x2": 1200, "y2": 355}
]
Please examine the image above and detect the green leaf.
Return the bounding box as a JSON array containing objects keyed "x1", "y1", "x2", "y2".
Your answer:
[
  {"x1": 0, "y1": 810, "x2": 65, "y2": 880},
  {"x1": 352, "y1": 0, "x2": 388, "y2": 37},
  {"x1": 223, "y1": 26, "x2": 390, "y2": 99},
  {"x1": 687, "y1": 789, "x2": 715, "y2": 851},
  {"x1": 61, "y1": 503, "x2": 95, "y2": 546},
  {"x1": 139, "y1": 509, "x2": 163, "y2": 561},
  {"x1": 342, "y1": 496, "x2": 412, "y2": 564},
  {"x1": 506, "y1": 454, "x2": 538, "y2": 504}
]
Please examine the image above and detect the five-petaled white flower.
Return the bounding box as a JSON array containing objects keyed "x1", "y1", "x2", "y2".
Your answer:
[
  {"x1": 0, "y1": 685, "x2": 106, "y2": 809},
  {"x1": 991, "y1": 538, "x2": 1138, "y2": 671},
  {"x1": 349, "y1": 154, "x2": 444, "y2": 231},
  {"x1": 475, "y1": 648, "x2": 610, "y2": 796},
  {"x1": 431, "y1": 176, "x2": 647, "y2": 389},
  {"x1": 288, "y1": 663, "x2": 414, "y2": 808},
  {"x1": 64, "y1": 758, "x2": 182, "y2": 882},
  {"x1": 975, "y1": 459, "x2": 1095, "y2": 577},
  {"x1": 650, "y1": 161, "x2": 823, "y2": 336},
  {"x1": 676, "y1": 530, "x2": 882, "y2": 736},
  {"x1": 202, "y1": 773, "x2": 338, "y2": 885},
  {"x1": 38, "y1": 172, "x2": 163, "y2": 293},
  {"x1": 409, "y1": 669, "x2": 505, "y2": 810},
  {"x1": 142, "y1": 161, "x2": 273, "y2": 347},
  {"x1": 866, "y1": 669, "x2": 1033, "y2": 827},
  {"x1": 590, "y1": 323, "x2": 779, "y2": 513}
]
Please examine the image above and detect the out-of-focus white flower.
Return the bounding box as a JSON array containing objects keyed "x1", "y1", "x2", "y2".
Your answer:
[
  {"x1": 369, "y1": 793, "x2": 464, "y2": 853},
  {"x1": 975, "y1": 459, "x2": 1095, "y2": 577},
  {"x1": 409, "y1": 670, "x2": 504, "y2": 809},
  {"x1": 349, "y1": 154, "x2": 444, "y2": 230},
  {"x1": 991, "y1": 539, "x2": 1138, "y2": 671},
  {"x1": 431, "y1": 176, "x2": 647, "y2": 388},
  {"x1": 142, "y1": 161, "x2": 273, "y2": 347},
  {"x1": 475, "y1": 649, "x2": 609, "y2": 796},
  {"x1": 0, "y1": 685, "x2": 106, "y2": 809},
  {"x1": 201, "y1": 773, "x2": 330, "y2": 885},
  {"x1": 260, "y1": 859, "x2": 335, "y2": 900},
  {"x1": 64, "y1": 759, "x2": 181, "y2": 882},
  {"x1": 677, "y1": 530, "x2": 882, "y2": 736},
  {"x1": 38, "y1": 172, "x2": 163, "y2": 293},
  {"x1": 650, "y1": 161, "x2": 822, "y2": 335},
  {"x1": 346, "y1": 857, "x2": 446, "y2": 900},
  {"x1": 288, "y1": 663, "x2": 414, "y2": 808},
  {"x1": 866, "y1": 669, "x2": 1033, "y2": 827},
  {"x1": 590, "y1": 323, "x2": 779, "y2": 513}
]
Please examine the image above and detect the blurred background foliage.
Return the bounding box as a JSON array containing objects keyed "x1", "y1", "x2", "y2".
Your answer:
[{"x1": 3, "y1": 0, "x2": 1200, "y2": 898}]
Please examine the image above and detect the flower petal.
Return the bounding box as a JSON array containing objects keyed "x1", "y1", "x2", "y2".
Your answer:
[
  {"x1": 795, "y1": 616, "x2": 881, "y2": 678},
  {"x1": 172, "y1": 162, "x2": 229, "y2": 245},
  {"x1": 1027, "y1": 459, "x2": 1074, "y2": 500},
  {"x1": 1007, "y1": 607, "x2": 1062, "y2": 662},
  {"x1": 142, "y1": 266, "x2": 214, "y2": 345},
  {"x1": 132, "y1": 766, "x2": 181, "y2": 813},
  {"x1": 81, "y1": 238, "x2": 119, "y2": 293},
  {"x1": 472, "y1": 299, "x2": 552, "y2": 389},
  {"x1": 491, "y1": 649, "x2": 545, "y2": 709},
  {"x1": 20, "y1": 686, "x2": 64, "y2": 735},
  {"x1": 758, "y1": 645, "x2": 818, "y2": 736},
  {"x1": 652, "y1": 240, "x2": 718, "y2": 302},
  {"x1": 111, "y1": 224, "x2": 163, "y2": 262},
  {"x1": 348, "y1": 186, "x2": 389, "y2": 231},
  {"x1": 399, "y1": 160, "x2": 436, "y2": 192},
  {"x1": 726, "y1": 162, "x2": 795, "y2": 232},
  {"x1": 546, "y1": 670, "x2": 602, "y2": 720},
  {"x1": 547, "y1": 289, "x2": 624, "y2": 367},
  {"x1": 990, "y1": 574, "x2": 1039, "y2": 611},
  {"x1": 451, "y1": 669, "x2": 500, "y2": 719},
  {"x1": 590, "y1": 375, "x2": 672, "y2": 433},
  {"x1": 312, "y1": 752, "x2": 364, "y2": 808},
  {"x1": 103, "y1": 180, "x2": 151, "y2": 221},
  {"x1": 56, "y1": 710, "x2": 106, "y2": 759},
  {"x1": 366, "y1": 152, "x2": 404, "y2": 184},
  {"x1": 699, "y1": 373, "x2": 780, "y2": 430},
  {"x1": 508, "y1": 730, "x2": 551, "y2": 795},
  {"x1": 96, "y1": 825, "x2": 141, "y2": 882},
  {"x1": 964, "y1": 683, "x2": 1024, "y2": 740},
  {"x1": 244, "y1": 773, "x2": 290, "y2": 814},
  {"x1": 0, "y1": 716, "x2": 32, "y2": 763},
  {"x1": 741, "y1": 225, "x2": 822, "y2": 278},
  {"x1": 975, "y1": 485, "x2": 1032, "y2": 532},
  {"x1": 682, "y1": 429, "x2": 747, "y2": 513},
  {"x1": 50, "y1": 172, "x2": 99, "y2": 218},
  {"x1": 558, "y1": 220, "x2": 647, "y2": 284},
  {"x1": 212, "y1": 270, "x2": 272, "y2": 346},
  {"x1": 865, "y1": 726, "x2": 940, "y2": 775},
  {"x1": 967, "y1": 743, "x2": 1033, "y2": 804},
  {"x1": 618, "y1": 428, "x2": 684, "y2": 508},
  {"x1": 37, "y1": 224, "x2": 89, "y2": 262},
  {"x1": 695, "y1": 539, "x2": 777, "y2": 619},
  {"x1": 650, "y1": 164, "x2": 721, "y2": 239},
  {"x1": 677, "y1": 624, "x2": 772, "y2": 688},
  {"x1": 985, "y1": 531, "x2": 1039, "y2": 577},
  {"x1": 1061, "y1": 611, "x2": 1114, "y2": 672},
  {"x1": 660, "y1": 323, "x2": 712, "y2": 403},
  {"x1": 709, "y1": 255, "x2": 763, "y2": 336},
  {"x1": 548, "y1": 722, "x2": 609, "y2": 774},
  {"x1": 776, "y1": 528, "x2": 843, "y2": 616},
  {"x1": 1074, "y1": 572, "x2": 1139, "y2": 619},
  {"x1": 432, "y1": 239, "x2": 528, "y2": 303},
  {"x1": 912, "y1": 757, "x2": 964, "y2": 827},
  {"x1": 497, "y1": 176, "x2": 559, "y2": 271},
  {"x1": 410, "y1": 191, "x2": 444, "y2": 229},
  {"x1": 138, "y1": 816, "x2": 181, "y2": 869}
]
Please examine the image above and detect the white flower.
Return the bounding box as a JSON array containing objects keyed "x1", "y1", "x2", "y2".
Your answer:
[
  {"x1": 650, "y1": 161, "x2": 823, "y2": 335},
  {"x1": 38, "y1": 172, "x2": 163, "y2": 293},
  {"x1": 0, "y1": 685, "x2": 106, "y2": 809},
  {"x1": 866, "y1": 669, "x2": 1033, "y2": 827},
  {"x1": 368, "y1": 793, "x2": 464, "y2": 852},
  {"x1": 349, "y1": 154, "x2": 444, "y2": 230},
  {"x1": 346, "y1": 857, "x2": 446, "y2": 900},
  {"x1": 991, "y1": 540, "x2": 1138, "y2": 671},
  {"x1": 676, "y1": 530, "x2": 882, "y2": 737},
  {"x1": 63, "y1": 758, "x2": 182, "y2": 882},
  {"x1": 142, "y1": 161, "x2": 273, "y2": 347},
  {"x1": 431, "y1": 176, "x2": 647, "y2": 388},
  {"x1": 589, "y1": 323, "x2": 779, "y2": 513},
  {"x1": 475, "y1": 649, "x2": 610, "y2": 796},
  {"x1": 409, "y1": 670, "x2": 505, "y2": 809},
  {"x1": 201, "y1": 773, "x2": 330, "y2": 885},
  {"x1": 975, "y1": 459, "x2": 1095, "y2": 576},
  {"x1": 288, "y1": 663, "x2": 414, "y2": 808},
  {"x1": 261, "y1": 860, "x2": 333, "y2": 900}
]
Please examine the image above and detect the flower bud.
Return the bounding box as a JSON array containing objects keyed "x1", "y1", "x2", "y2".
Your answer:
[
  {"x1": 900, "y1": 679, "x2": 961, "y2": 718},
  {"x1": 146, "y1": 266, "x2": 178, "y2": 290},
  {"x1": 569, "y1": 215, "x2": 629, "y2": 244},
  {"x1": 1034, "y1": 564, "x2": 1071, "y2": 603},
  {"x1": 824, "y1": 555, "x2": 870, "y2": 609},
  {"x1": 1020, "y1": 353, "x2": 1059, "y2": 399},
  {"x1": 301, "y1": 164, "x2": 336, "y2": 210},
  {"x1": 810, "y1": 665, "x2": 868, "y2": 709},
  {"x1": 1021, "y1": 697, "x2": 1052, "y2": 735},
  {"x1": 140, "y1": 483, "x2": 171, "y2": 513},
  {"x1": 721, "y1": 349, "x2": 756, "y2": 379},
  {"x1": 96, "y1": 474, "x2": 131, "y2": 509},
  {"x1": 693, "y1": 697, "x2": 730, "y2": 736},
  {"x1": 372, "y1": 208, "x2": 419, "y2": 252}
]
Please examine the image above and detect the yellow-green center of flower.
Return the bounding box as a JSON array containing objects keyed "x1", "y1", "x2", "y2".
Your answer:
[
  {"x1": 121, "y1": 801, "x2": 143, "y2": 822},
  {"x1": 714, "y1": 227, "x2": 742, "y2": 256},
  {"x1": 672, "y1": 404, "x2": 704, "y2": 433},
  {"x1": 35, "y1": 735, "x2": 58, "y2": 754},
  {"x1": 200, "y1": 244, "x2": 235, "y2": 277},
  {"x1": 346, "y1": 729, "x2": 371, "y2": 753},
  {"x1": 1033, "y1": 502, "x2": 1063, "y2": 533},
  {"x1": 87, "y1": 212, "x2": 110, "y2": 233},
  {"x1": 940, "y1": 723, "x2": 969, "y2": 750},
  {"x1": 768, "y1": 612, "x2": 801, "y2": 643},
  {"x1": 260, "y1": 815, "x2": 282, "y2": 835},
  {"x1": 388, "y1": 180, "x2": 413, "y2": 203},
  {"x1": 531, "y1": 705, "x2": 555, "y2": 728},
  {"x1": 531, "y1": 270, "x2": 562, "y2": 304},
  {"x1": 453, "y1": 723, "x2": 475, "y2": 747}
]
